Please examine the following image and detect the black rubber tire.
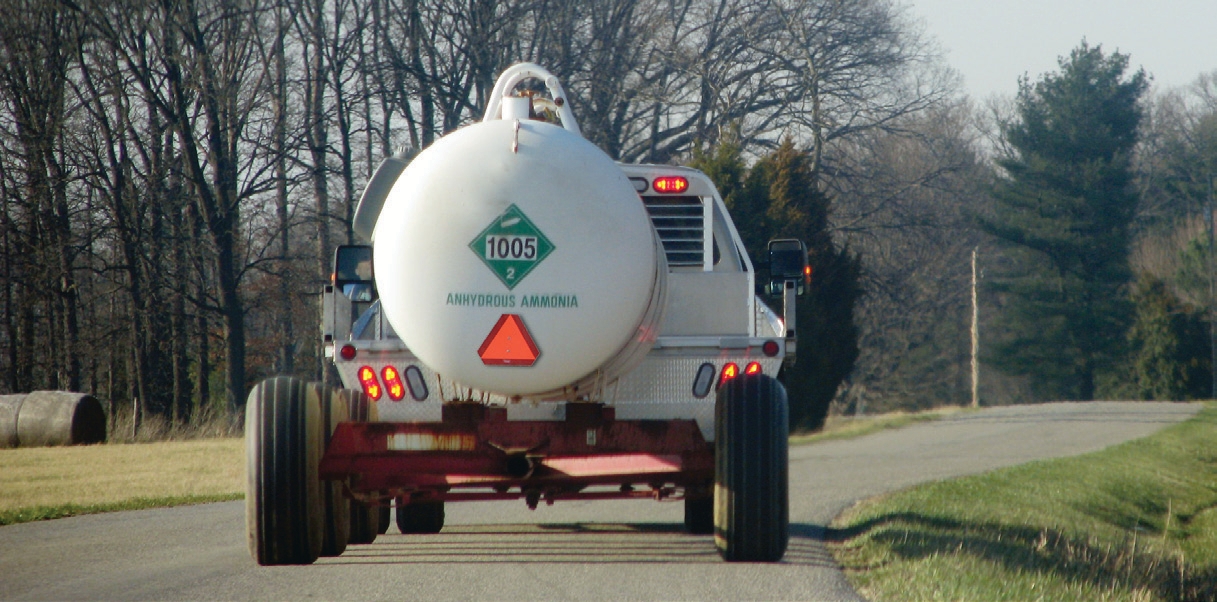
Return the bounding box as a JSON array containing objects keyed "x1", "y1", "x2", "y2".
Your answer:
[
  {"x1": 396, "y1": 498, "x2": 445, "y2": 534},
  {"x1": 340, "y1": 388, "x2": 380, "y2": 546},
  {"x1": 378, "y1": 506, "x2": 392, "y2": 535},
  {"x1": 245, "y1": 376, "x2": 324, "y2": 565},
  {"x1": 348, "y1": 502, "x2": 380, "y2": 544},
  {"x1": 713, "y1": 373, "x2": 789, "y2": 562},
  {"x1": 312, "y1": 384, "x2": 350, "y2": 557},
  {"x1": 684, "y1": 495, "x2": 713, "y2": 534}
]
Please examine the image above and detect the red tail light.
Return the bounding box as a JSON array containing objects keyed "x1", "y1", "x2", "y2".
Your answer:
[
  {"x1": 745, "y1": 362, "x2": 762, "y2": 375},
  {"x1": 381, "y1": 366, "x2": 406, "y2": 401},
  {"x1": 358, "y1": 366, "x2": 382, "y2": 400},
  {"x1": 652, "y1": 176, "x2": 689, "y2": 194},
  {"x1": 718, "y1": 362, "x2": 740, "y2": 388}
]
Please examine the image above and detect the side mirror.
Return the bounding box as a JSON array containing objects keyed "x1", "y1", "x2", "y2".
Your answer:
[
  {"x1": 765, "y1": 239, "x2": 809, "y2": 296},
  {"x1": 333, "y1": 245, "x2": 375, "y2": 302}
]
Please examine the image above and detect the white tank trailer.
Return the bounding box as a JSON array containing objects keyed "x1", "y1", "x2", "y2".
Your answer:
[{"x1": 245, "y1": 63, "x2": 810, "y2": 566}]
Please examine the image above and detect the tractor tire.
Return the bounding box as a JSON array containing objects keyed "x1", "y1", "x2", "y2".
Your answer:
[
  {"x1": 713, "y1": 373, "x2": 789, "y2": 562},
  {"x1": 396, "y1": 498, "x2": 445, "y2": 534},
  {"x1": 245, "y1": 376, "x2": 325, "y2": 565},
  {"x1": 348, "y1": 502, "x2": 380, "y2": 544},
  {"x1": 312, "y1": 383, "x2": 350, "y2": 557},
  {"x1": 684, "y1": 495, "x2": 713, "y2": 535},
  {"x1": 340, "y1": 388, "x2": 380, "y2": 546}
]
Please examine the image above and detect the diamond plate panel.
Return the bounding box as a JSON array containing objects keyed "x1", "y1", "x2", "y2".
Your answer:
[
  {"x1": 611, "y1": 355, "x2": 783, "y2": 403},
  {"x1": 755, "y1": 297, "x2": 784, "y2": 338},
  {"x1": 336, "y1": 348, "x2": 783, "y2": 436},
  {"x1": 336, "y1": 359, "x2": 443, "y2": 422},
  {"x1": 611, "y1": 354, "x2": 784, "y2": 441}
]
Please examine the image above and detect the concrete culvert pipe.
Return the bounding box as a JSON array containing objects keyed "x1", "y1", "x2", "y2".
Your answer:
[{"x1": 0, "y1": 391, "x2": 107, "y2": 449}]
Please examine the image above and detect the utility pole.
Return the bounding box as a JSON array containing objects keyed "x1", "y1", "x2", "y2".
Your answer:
[
  {"x1": 971, "y1": 247, "x2": 979, "y2": 408},
  {"x1": 1209, "y1": 177, "x2": 1216, "y2": 399}
]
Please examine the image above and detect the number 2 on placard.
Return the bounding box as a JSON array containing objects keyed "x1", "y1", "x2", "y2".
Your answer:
[{"x1": 505, "y1": 267, "x2": 516, "y2": 281}]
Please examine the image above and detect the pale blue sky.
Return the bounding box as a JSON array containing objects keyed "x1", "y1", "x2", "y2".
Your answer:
[{"x1": 908, "y1": 0, "x2": 1217, "y2": 99}]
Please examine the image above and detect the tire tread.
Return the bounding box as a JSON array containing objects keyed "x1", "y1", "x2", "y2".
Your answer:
[{"x1": 713, "y1": 373, "x2": 789, "y2": 562}]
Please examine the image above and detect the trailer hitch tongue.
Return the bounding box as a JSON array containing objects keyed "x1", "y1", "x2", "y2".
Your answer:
[
  {"x1": 487, "y1": 441, "x2": 541, "y2": 479},
  {"x1": 505, "y1": 452, "x2": 535, "y2": 478}
]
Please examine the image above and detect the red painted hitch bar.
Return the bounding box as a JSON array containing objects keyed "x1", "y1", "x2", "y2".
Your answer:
[{"x1": 318, "y1": 404, "x2": 713, "y2": 505}]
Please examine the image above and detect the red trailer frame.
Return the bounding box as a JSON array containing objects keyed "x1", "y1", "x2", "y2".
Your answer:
[{"x1": 319, "y1": 404, "x2": 713, "y2": 509}]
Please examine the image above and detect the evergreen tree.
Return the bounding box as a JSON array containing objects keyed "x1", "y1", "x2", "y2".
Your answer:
[
  {"x1": 688, "y1": 131, "x2": 770, "y2": 254},
  {"x1": 691, "y1": 137, "x2": 862, "y2": 430},
  {"x1": 980, "y1": 42, "x2": 1149, "y2": 400},
  {"x1": 1126, "y1": 275, "x2": 1211, "y2": 400}
]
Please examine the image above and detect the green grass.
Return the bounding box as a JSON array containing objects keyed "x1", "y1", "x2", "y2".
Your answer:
[
  {"x1": 791, "y1": 406, "x2": 968, "y2": 446},
  {"x1": 0, "y1": 438, "x2": 244, "y2": 526},
  {"x1": 829, "y1": 403, "x2": 1217, "y2": 602},
  {"x1": 0, "y1": 406, "x2": 949, "y2": 528},
  {"x1": 0, "y1": 493, "x2": 243, "y2": 526}
]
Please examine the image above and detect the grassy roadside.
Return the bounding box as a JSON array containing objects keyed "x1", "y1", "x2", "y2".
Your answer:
[
  {"x1": 791, "y1": 406, "x2": 968, "y2": 446},
  {"x1": 0, "y1": 407, "x2": 952, "y2": 527},
  {"x1": 829, "y1": 403, "x2": 1217, "y2": 601},
  {"x1": 0, "y1": 438, "x2": 243, "y2": 526}
]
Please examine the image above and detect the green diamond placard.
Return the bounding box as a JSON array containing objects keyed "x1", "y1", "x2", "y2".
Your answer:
[{"x1": 469, "y1": 204, "x2": 554, "y2": 290}]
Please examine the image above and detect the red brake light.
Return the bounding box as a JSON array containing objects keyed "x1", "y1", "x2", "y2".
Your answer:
[
  {"x1": 381, "y1": 366, "x2": 405, "y2": 401},
  {"x1": 745, "y1": 362, "x2": 762, "y2": 375},
  {"x1": 358, "y1": 366, "x2": 382, "y2": 400},
  {"x1": 718, "y1": 362, "x2": 740, "y2": 388},
  {"x1": 762, "y1": 340, "x2": 780, "y2": 357},
  {"x1": 652, "y1": 176, "x2": 689, "y2": 194},
  {"x1": 339, "y1": 344, "x2": 357, "y2": 361}
]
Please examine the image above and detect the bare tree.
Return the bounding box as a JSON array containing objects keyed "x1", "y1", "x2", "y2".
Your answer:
[
  {"x1": 832, "y1": 102, "x2": 989, "y2": 412},
  {"x1": 80, "y1": 0, "x2": 279, "y2": 411},
  {"x1": 0, "y1": 0, "x2": 976, "y2": 422},
  {"x1": 1137, "y1": 71, "x2": 1217, "y2": 227},
  {"x1": 0, "y1": 0, "x2": 85, "y2": 392},
  {"x1": 273, "y1": 0, "x2": 297, "y2": 373}
]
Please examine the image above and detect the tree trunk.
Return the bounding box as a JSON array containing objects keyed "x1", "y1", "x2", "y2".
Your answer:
[{"x1": 273, "y1": 3, "x2": 294, "y2": 375}]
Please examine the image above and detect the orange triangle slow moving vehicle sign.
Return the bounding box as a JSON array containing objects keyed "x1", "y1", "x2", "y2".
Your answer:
[{"x1": 477, "y1": 314, "x2": 540, "y2": 366}]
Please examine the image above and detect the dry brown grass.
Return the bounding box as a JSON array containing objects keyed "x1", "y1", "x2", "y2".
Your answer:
[
  {"x1": 105, "y1": 403, "x2": 244, "y2": 443},
  {"x1": 0, "y1": 438, "x2": 243, "y2": 516}
]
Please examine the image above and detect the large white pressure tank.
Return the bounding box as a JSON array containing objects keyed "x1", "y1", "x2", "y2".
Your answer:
[{"x1": 373, "y1": 118, "x2": 666, "y2": 399}]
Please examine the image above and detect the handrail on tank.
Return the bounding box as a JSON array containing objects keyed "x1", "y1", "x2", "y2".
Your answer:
[{"x1": 482, "y1": 62, "x2": 582, "y2": 137}]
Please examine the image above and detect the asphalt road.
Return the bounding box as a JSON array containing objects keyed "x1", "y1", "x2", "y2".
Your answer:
[{"x1": 0, "y1": 401, "x2": 1201, "y2": 601}]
